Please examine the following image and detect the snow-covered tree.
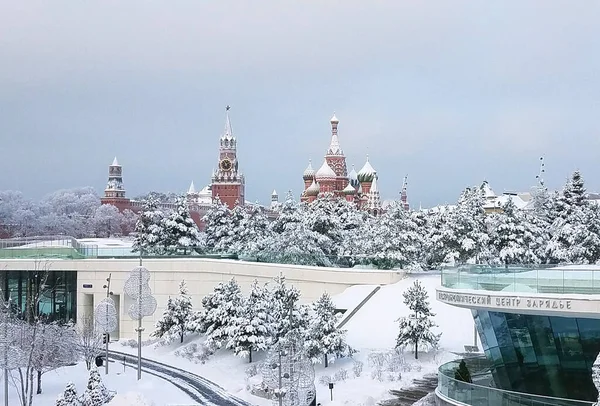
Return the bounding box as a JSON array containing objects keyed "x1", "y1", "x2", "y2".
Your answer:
[
  {"x1": 55, "y1": 382, "x2": 81, "y2": 406},
  {"x1": 304, "y1": 292, "x2": 353, "y2": 367},
  {"x1": 261, "y1": 221, "x2": 333, "y2": 266},
  {"x1": 365, "y1": 202, "x2": 421, "y2": 269},
  {"x1": 442, "y1": 186, "x2": 490, "y2": 264},
  {"x1": 202, "y1": 198, "x2": 236, "y2": 252},
  {"x1": 81, "y1": 367, "x2": 114, "y2": 406},
  {"x1": 152, "y1": 280, "x2": 194, "y2": 343},
  {"x1": 92, "y1": 204, "x2": 124, "y2": 238},
  {"x1": 192, "y1": 278, "x2": 244, "y2": 349},
  {"x1": 226, "y1": 280, "x2": 272, "y2": 362},
  {"x1": 229, "y1": 205, "x2": 271, "y2": 256},
  {"x1": 76, "y1": 314, "x2": 103, "y2": 370},
  {"x1": 132, "y1": 197, "x2": 165, "y2": 255},
  {"x1": 119, "y1": 209, "x2": 138, "y2": 236},
  {"x1": 269, "y1": 274, "x2": 310, "y2": 349},
  {"x1": 396, "y1": 280, "x2": 440, "y2": 359},
  {"x1": 161, "y1": 197, "x2": 201, "y2": 255}
]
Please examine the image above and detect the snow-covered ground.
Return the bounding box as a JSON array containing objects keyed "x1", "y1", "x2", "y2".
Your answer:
[
  {"x1": 0, "y1": 361, "x2": 193, "y2": 406},
  {"x1": 110, "y1": 273, "x2": 474, "y2": 406}
]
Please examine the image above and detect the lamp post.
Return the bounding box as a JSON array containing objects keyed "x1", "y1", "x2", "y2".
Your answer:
[{"x1": 102, "y1": 274, "x2": 113, "y2": 375}]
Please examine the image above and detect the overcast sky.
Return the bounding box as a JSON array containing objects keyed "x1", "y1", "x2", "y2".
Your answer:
[{"x1": 1, "y1": 1, "x2": 599, "y2": 207}]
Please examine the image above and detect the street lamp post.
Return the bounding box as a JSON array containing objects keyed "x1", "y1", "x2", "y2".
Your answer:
[{"x1": 102, "y1": 274, "x2": 113, "y2": 375}]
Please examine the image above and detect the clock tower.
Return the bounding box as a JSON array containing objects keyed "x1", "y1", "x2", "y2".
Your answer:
[{"x1": 211, "y1": 106, "x2": 245, "y2": 208}]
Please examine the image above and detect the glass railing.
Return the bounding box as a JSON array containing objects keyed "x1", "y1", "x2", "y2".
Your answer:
[
  {"x1": 440, "y1": 265, "x2": 600, "y2": 295},
  {"x1": 437, "y1": 359, "x2": 593, "y2": 406}
]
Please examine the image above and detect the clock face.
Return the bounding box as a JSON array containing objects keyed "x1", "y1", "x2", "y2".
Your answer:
[{"x1": 220, "y1": 159, "x2": 232, "y2": 171}]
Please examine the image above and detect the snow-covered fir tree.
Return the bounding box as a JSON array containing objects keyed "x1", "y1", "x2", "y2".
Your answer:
[
  {"x1": 443, "y1": 186, "x2": 490, "y2": 264},
  {"x1": 269, "y1": 190, "x2": 301, "y2": 234},
  {"x1": 132, "y1": 197, "x2": 165, "y2": 255},
  {"x1": 366, "y1": 201, "x2": 421, "y2": 269},
  {"x1": 192, "y1": 277, "x2": 244, "y2": 349},
  {"x1": 261, "y1": 220, "x2": 333, "y2": 266},
  {"x1": 226, "y1": 279, "x2": 272, "y2": 362},
  {"x1": 269, "y1": 274, "x2": 310, "y2": 349},
  {"x1": 488, "y1": 199, "x2": 541, "y2": 266},
  {"x1": 202, "y1": 197, "x2": 236, "y2": 252},
  {"x1": 80, "y1": 367, "x2": 114, "y2": 406},
  {"x1": 55, "y1": 382, "x2": 81, "y2": 406},
  {"x1": 161, "y1": 196, "x2": 201, "y2": 255},
  {"x1": 229, "y1": 204, "x2": 271, "y2": 256},
  {"x1": 396, "y1": 280, "x2": 440, "y2": 359},
  {"x1": 151, "y1": 280, "x2": 194, "y2": 344},
  {"x1": 304, "y1": 292, "x2": 353, "y2": 367}
]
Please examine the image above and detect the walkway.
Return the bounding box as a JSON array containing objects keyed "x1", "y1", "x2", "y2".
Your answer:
[
  {"x1": 109, "y1": 349, "x2": 253, "y2": 406},
  {"x1": 380, "y1": 373, "x2": 438, "y2": 406}
]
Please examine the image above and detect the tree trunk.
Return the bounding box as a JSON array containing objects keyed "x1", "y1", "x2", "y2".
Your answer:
[
  {"x1": 36, "y1": 370, "x2": 42, "y2": 394},
  {"x1": 324, "y1": 354, "x2": 328, "y2": 368},
  {"x1": 249, "y1": 348, "x2": 253, "y2": 363},
  {"x1": 181, "y1": 326, "x2": 184, "y2": 343},
  {"x1": 415, "y1": 340, "x2": 419, "y2": 360}
]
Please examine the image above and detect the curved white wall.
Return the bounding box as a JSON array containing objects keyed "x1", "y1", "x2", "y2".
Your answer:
[{"x1": 1, "y1": 258, "x2": 405, "y2": 339}]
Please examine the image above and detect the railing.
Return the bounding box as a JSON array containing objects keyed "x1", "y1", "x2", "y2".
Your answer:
[
  {"x1": 440, "y1": 265, "x2": 600, "y2": 295},
  {"x1": 437, "y1": 359, "x2": 594, "y2": 406}
]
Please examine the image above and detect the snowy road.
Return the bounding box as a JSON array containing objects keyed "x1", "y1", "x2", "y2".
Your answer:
[{"x1": 109, "y1": 349, "x2": 254, "y2": 406}]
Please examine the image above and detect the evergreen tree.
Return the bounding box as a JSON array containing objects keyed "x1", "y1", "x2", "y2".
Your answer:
[
  {"x1": 261, "y1": 220, "x2": 332, "y2": 266},
  {"x1": 229, "y1": 205, "x2": 271, "y2": 256},
  {"x1": 161, "y1": 196, "x2": 201, "y2": 255},
  {"x1": 132, "y1": 197, "x2": 165, "y2": 255},
  {"x1": 270, "y1": 190, "x2": 301, "y2": 234},
  {"x1": 454, "y1": 359, "x2": 472, "y2": 383},
  {"x1": 396, "y1": 280, "x2": 440, "y2": 359},
  {"x1": 304, "y1": 292, "x2": 353, "y2": 367},
  {"x1": 80, "y1": 367, "x2": 113, "y2": 406},
  {"x1": 193, "y1": 278, "x2": 244, "y2": 349},
  {"x1": 226, "y1": 280, "x2": 272, "y2": 362},
  {"x1": 55, "y1": 382, "x2": 81, "y2": 406},
  {"x1": 442, "y1": 186, "x2": 489, "y2": 264},
  {"x1": 202, "y1": 198, "x2": 236, "y2": 252},
  {"x1": 269, "y1": 274, "x2": 310, "y2": 349},
  {"x1": 151, "y1": 280, "x2": 194, "y2": 343}
]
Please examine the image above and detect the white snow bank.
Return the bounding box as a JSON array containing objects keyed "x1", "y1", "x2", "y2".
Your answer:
[
  {"x1": 331, "y1": 284, "x2": 379, "y2": 310},
  {"x1": 108, "y1": 392, "x2": 154, "y2": 406},
  {"x1": 344, "y1": 274, "x2": 474, "y2": 352}
]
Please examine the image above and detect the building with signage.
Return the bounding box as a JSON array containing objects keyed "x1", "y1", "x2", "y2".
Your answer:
[{"x1": 435, "y1": 265, "x2": 600, "y2": 405}]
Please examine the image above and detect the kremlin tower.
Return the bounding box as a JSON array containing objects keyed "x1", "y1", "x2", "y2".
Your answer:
[
  {"x1": 100, "y1": 157, "x2": 131, "y2": 211},
  {"x1": 211, "y1": 106, "x2": 245, "y2": 209}
]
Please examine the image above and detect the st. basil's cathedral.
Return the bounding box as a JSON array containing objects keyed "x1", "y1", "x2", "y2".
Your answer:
[
  {"x1": 100, "y1": 108, "x2": 409, "y2": 227},
  {"x1": 301, "y1": 114, "x2": 409, "y2": 215}
]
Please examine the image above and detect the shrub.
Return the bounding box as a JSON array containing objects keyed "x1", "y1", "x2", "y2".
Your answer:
[{"x1": 352, "y1": 360, "x2": 364, "y2": 378}]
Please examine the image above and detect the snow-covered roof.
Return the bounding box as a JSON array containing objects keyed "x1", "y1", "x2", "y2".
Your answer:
[
  {"x1": 112, "y1": 156, "x2": 119, "y2": 166},
  {"x1": 315, "y1": 159, "x2": 336, "y2": 181},
  {"x1": 306, "y1": 180, "x2": 320, "y2": 196},
  {"x1": 482, "y1": 193, "x2": 529, "y2": 210},
  {"x1": 357, "y1": 156, "x2": 376, "y2": 183},
  {"x1": 348, "y1": 165, "x2": 358, "y2": 181},
  {"x1": 343, "y1": 182, "x2": 355, "y2": 195},
  {"x1": 271, "y1": 189, "x2": 278, "y2": 196},
  {"x1": 303, "y1": 160, "x2": 315, "y2": 180},
  {"x1": 187, "y1": 181, "x2": 196, "y2": 194},
  {"x1": 370, "y1": 175, "x2": 379, "y2": 193},
  {"x1": 330, "y1": 113, "x2": 339, "y2": 124},
  {"x1": 481, "y1": 181, "x2": 495, "y2": 199}
]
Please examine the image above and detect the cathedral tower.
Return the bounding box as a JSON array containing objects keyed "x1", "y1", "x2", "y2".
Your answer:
[
  {"x1": 324, "y1": 113, "x2": 349, "y2": 194},
  {"x1": 211, "y1": 106, "x2": 245, "y2": 208},
  {"x1": 100, "y1": 157, "x2": 131, "y2": 211}
]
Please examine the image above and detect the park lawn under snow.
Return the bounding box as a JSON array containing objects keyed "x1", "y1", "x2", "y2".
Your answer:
[
  {"x1": 0, "y1": 361, "x2": 193, "y2": 406},
  {"x1": 112, "y1": 274, "x2": 474, "y2": 406}
]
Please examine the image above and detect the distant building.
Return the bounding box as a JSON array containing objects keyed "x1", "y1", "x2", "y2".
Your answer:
[
  {"x1": 101, "y1": 107, "x2": 260, "y2": 229},
  {"x1": 300, "y1": 114, "x2": 408, "y2": 216}
]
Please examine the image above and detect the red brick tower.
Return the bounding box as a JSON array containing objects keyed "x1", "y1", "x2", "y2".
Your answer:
[
  {"x1": 211, "y1": 106, "x2": 245, "y2": 209},
  {"x1": 100, "y1": 157, "x2": 131, "y2": 211}
]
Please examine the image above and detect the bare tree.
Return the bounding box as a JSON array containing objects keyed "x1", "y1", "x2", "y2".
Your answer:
[{"x1": 77, "y1": 314, "x2": 103, "y2": 370}]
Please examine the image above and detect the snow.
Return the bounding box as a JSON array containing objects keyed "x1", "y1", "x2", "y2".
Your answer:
[
  {"x1": 0, "y1": 362, "x2": 193, "y2": 406},
  {"x1": 111, "y1": 274, "x2": 474, "y2": 406},
  {"x1": 315, "y1": 160, "x2": 337, "y2": 180},
  {"x1": 331, "y1": 285, "x2": 379, "y2": 311}
]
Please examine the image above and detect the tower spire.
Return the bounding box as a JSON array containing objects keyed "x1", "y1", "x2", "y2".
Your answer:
[
  {"x1": 401, "y1": 174, "x2": 409, "y2": 210},
  {"x1": 223, "y1": 105, "x2": 233, "y2": 139},
  {"x1": 327, "y1": 112, "x2": 343, "y2": 155},
  {"x1": 536, "y1": 156, "x2": 546, "y2": 190}
]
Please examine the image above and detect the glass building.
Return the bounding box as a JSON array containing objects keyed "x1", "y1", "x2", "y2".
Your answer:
[
  {"x1": 473, "y1": 310, "x2": 600, "y2": 402},
  {"x1": 0, "y1": 270, "x2": 77, "y2": 322}
]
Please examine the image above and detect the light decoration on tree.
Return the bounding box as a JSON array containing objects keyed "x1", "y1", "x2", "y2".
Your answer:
[
  {"x1": 124, "y1": 265, "x2": 157, "y2": 380},
  {"x1": 94, "y1": 296, "x2": 118, "y2": 375},
  {"x1": 261, "y1": 334, "x2": 316, "y2": 406}
]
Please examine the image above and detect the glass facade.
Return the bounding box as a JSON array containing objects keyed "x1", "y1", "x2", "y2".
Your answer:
[
  {"x1": 0, "y1": 270, "x2": 77, "y2": 322},
  {"x1": 473, "y1": 310, "x2": 600, "y2": 402}
]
